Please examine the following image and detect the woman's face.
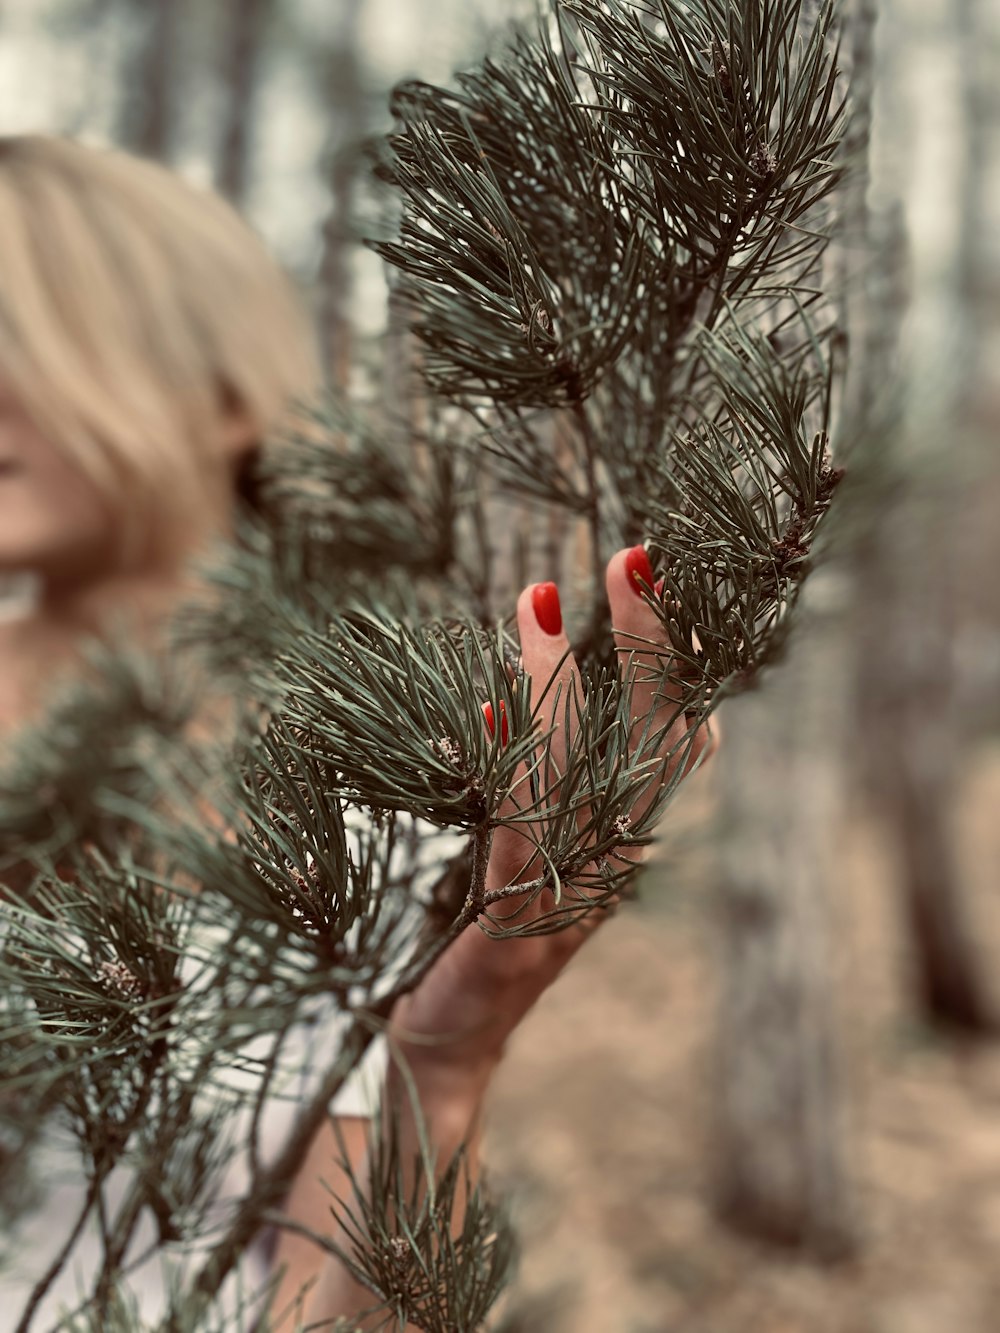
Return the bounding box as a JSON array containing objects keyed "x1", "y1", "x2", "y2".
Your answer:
[{"x1": 0, "y1": 377, "x2": 115, "y2": 586}]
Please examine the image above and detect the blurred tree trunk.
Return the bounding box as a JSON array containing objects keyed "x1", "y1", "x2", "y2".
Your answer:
[
  {"x1": 216, "y1": 0, "x2": 271, "y2": 206},
  {"x1": 317, "y1": 0, "x2": 367, "y2": 390},
  {"x1": 708, "y1": 0, "x2": 873, "y2": 1259},
  {"x1": 712, "y1": 591, "x2": 858, "y2": 1259},
  {"x1": 383, "y1": 269, "x2": 418, "y2": 437},
  {"x1": 874, "y1": 545, "x2": 996, "y2": 1031},
  {"x1": 855, "y1": 0, "x2": 1000, "y2": 1034},
  {"x1": 117, "y1": 0, "x2": 179, "y2": 158}
]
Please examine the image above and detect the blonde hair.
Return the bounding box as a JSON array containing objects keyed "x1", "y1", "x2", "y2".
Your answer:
[{"x1": 0, "y1": 135, "x2": 321, "y2": 564}]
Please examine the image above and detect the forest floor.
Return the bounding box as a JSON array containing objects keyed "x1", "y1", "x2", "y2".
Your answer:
[{"x1": 485, "y1": 745, "x2": 1000, "y2": 1333}]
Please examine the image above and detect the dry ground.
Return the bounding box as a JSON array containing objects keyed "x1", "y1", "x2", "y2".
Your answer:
[{"x1": 484, "y1": 749, "x2": 1000, "y2": 1333}]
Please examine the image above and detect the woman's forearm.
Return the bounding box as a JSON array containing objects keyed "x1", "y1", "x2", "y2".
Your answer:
[{"x1": 272, "y1": 1060, "x2": 492, "y2": 1331}]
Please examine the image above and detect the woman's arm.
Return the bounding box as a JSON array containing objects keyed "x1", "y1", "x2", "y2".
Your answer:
[
  {"x1": 270, "y1": 546, "x2": 714, "y2": 1329},
  {"x1": 270, "y1": 1068, "x2": 489, "y2": 1331},
  {"x1": 268, "y1": 1115, "x2": 380, "y2": 1329}
]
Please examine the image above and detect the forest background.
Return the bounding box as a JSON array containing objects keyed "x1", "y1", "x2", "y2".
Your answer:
[{"x1": 1, "y1": 0, "x2": 999, "y2": 1330}]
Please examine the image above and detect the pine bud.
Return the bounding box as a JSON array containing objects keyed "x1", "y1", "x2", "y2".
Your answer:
[{"x1": 96, "y1": 959, "x2": 143, "y2": 1001}]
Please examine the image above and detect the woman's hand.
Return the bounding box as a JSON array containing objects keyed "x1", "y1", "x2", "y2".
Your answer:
[
  {"x1": 388, "y1": 545, "x2": 714, "y2": 1100},
  {"x1": 282, "y1": 547, "x2": 716, "y2": 1330}
]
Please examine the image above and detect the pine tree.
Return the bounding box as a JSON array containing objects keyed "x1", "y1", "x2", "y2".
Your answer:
[{"x1": 0, "y1": 1, "x2": 850, "y2": 1326}]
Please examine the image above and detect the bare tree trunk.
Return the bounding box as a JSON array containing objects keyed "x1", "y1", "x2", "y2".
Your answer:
[
  {"x1": 709, "y1": 0, "x2": 872, "y2": 1259},
  {"x1": 712, "y1": 588, "x2": 858, "y2": 1259},
  {"x1": 216, "y1": 0, "x2": 271, "y2": 206},
  {"x1": 864, "y1": 491, "x2": 999, "y2": 1032},
  {"x1": 317, "y1": 0, "x2": 367, "y2": 390},
  {"x1": 382, "y1": 271, "x2": 418, "y2": 437},
  {"x1": 117, "y1": 0, "x2": 179, "y2": 159},
  {"x1": 855, "y1": 0, "x2": 1000, "y2": 1034}
]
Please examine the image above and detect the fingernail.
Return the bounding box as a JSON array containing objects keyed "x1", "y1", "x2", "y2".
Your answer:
[
  {"x1": 531, "y1": 582, "x2": 562, "y2": 636},
  {"x1": 482, "y1": 700, "x2": 509, "y2": 745},
  {"x1": 625, "y1": 545, "x2": 654, "y2": 597}
]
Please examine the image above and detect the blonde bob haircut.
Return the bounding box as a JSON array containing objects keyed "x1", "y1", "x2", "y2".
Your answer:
[{"x1": 0, "y1": 135, "x2": 321, "y2": 563}]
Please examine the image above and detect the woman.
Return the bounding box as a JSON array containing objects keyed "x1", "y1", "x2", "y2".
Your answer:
[
  {"x1": 0, "y1": 134, "x2": 317, "y2": 730},
  {"x1": 0, "y1": 135, "x2": 711, "y2": 1328},
  {"x1": 0, "y1": 132, "x2": 329, "y2": 1325}
]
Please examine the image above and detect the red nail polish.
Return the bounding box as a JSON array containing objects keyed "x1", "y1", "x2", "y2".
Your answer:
[
  {"x1": 625, "y1": 545, "x2": 654, "y2": 597},
  {"x1": 531, "y1": 582, "x2": 562, "y2": 636},
  {"x1": 482, "y1": 700, "x2": 509, "y2": 745}
]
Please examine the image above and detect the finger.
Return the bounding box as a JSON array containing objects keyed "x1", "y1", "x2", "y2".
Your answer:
[
  {"x1": 484, "y1": 581, "x2": 580, "y2": 902},
  {"x1": 682, "y1": 680, "x2": 722, "y2": 776},
  {"x1": 607, "y1": 545, "x2": 690, "y2": 821},
  {"x1": 607, "y1": 545, "x2": 685, "y2": 732},
  {"x1": 516, "y1": 581, "x2": 579, "y2": 773},
  {"x1": 683, "y1": 710, "x2": 721, "y2": 774},
  {"x1": 482, "y1": 699, "x2": 509, "y2": 746}
]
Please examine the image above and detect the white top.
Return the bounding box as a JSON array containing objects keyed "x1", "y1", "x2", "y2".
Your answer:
[{"x1": 0, "y1": 1026, "x2": 386, "y2": 1330}]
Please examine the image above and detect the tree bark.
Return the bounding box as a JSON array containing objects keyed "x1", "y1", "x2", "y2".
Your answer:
[
  {"x1": 863, "y1": 499, "x2": 999, "y2": 1033},
  {"x1": 853, "y1": 0, "x2": 1000, "y2": 1034},
  {"x1": 712, "y1": 585, "x2": 858, "y2": 1259},
  {"x1": 117, "y1": 0, "x2": 179, "y2": 159},
  {"x1": 216, "y1": 0, "x2": 271, "y2": 206},
  {"x1": 709, "y1": 0, "x2": 869, "y2": 1259},
  {"x1": 317, "y1": 0, "x2": 367, "y2": 390}
]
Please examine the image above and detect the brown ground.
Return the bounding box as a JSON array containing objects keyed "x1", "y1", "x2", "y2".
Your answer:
[{"x1": 484, "y1": 751, "x2": 1000, "y2": 1333}]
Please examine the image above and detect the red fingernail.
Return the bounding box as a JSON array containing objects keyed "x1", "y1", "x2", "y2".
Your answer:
[
  {"x1": 482, "y1": 700, "x2": 509, "y2": 745},
  {"x1": 625, "y1": 545, "x2": 654, "y2": 597},
  {"x1": 531, "y1": 582, "x2": 562, "y2": 636}
]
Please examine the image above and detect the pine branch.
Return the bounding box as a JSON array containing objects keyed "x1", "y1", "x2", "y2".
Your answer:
[
  {"x1": 313, "y1": 1106, "x2": 516, "y2": 1333},
  {"x1": 0, "y1": 643, "x2": 199, "y2": 869},
  {"x1": 4, "y1": 3, "x2": 855, "y2": 1325},
  {"x1": 14, "y1": 1174, "x2": 101, "y2": 1333},
  {"x1": 648, "y1": 309, "x2": 842, "y2": 694},
  {"x1": 175, "y1": 823, "x2": 497, "y2": 1326},
  {"x1": 370, "y1": 25, "x2": 648, "y2": 407}
]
